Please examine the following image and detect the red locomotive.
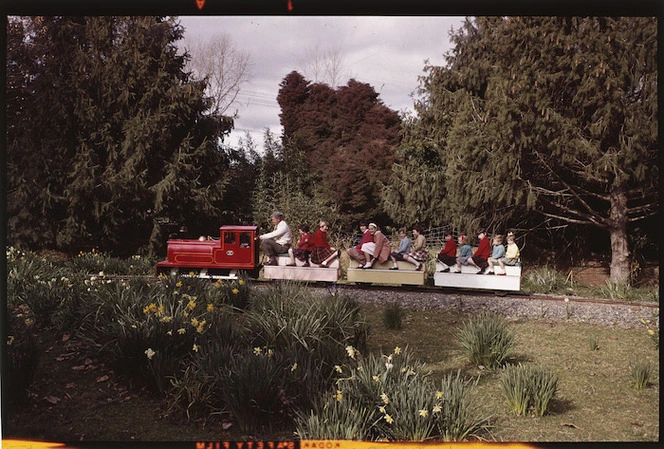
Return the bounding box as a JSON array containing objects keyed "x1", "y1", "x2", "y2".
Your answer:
[{"x1": 156, "y1": 225, "x2": 261, "y2": 279}]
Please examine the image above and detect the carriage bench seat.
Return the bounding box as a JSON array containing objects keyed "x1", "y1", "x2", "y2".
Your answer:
[
  {"x1": 433, "y1": 264, "x2": 521, "y2": 291},
  {"x1": 346, "y1": 259, "x2": 426, "y2": 286}
]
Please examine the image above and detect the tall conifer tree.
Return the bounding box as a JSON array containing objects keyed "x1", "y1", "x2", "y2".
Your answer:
[
  {"x1": 7, "y1": 16, "x2": 234, "y2": 255},
  {"x1": 385, "y1": 17, "x2": 657, "y2": 283}
]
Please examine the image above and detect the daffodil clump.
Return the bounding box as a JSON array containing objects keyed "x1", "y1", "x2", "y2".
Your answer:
[{"x1": 296, "y1": 346, "x2": 491, "y2": 442}]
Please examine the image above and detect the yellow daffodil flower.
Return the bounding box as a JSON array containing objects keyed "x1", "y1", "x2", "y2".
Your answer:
[
  {"x1": 207, "y1": 303, "x2": 214, "y2": 312},
  {"x1": 384, "y1": 414, "x2": 394, "y2": 424},
  {"x1": 419, "y1": 409, "x2": 428, "y2": 417}
]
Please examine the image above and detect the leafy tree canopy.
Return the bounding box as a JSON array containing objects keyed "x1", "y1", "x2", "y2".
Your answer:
[{"x1": 277, "y1": 71, "x2": 402, "y2": 228}]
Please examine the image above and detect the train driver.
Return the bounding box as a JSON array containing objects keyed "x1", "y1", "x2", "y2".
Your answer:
[{"x1": 259, "y1": 211, "x2": 292, "y2": 266}]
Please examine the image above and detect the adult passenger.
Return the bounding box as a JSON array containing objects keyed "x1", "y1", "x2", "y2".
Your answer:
[{"x1": 361, "y1": 223, "x2": 392, "y2": 269}]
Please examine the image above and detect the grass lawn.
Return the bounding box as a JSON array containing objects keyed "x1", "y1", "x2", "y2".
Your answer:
[
  {"x1": 361, "y1": 304, "x2": 659, "y2": 442},
  {"x1": 5, "y1": 300, "x2": 659, "y2": 443}
]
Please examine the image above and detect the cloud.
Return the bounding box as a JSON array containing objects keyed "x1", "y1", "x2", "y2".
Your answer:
[{"x1": 178, "y1": 16, "x2": 465, "y2": 151}]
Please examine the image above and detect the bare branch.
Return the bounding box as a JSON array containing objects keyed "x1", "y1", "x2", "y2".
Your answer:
[{"x1": 184, "y1": 33, "x2": 252, "y2": 115}]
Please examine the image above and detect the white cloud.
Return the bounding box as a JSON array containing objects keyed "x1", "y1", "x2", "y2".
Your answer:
[{"x1": 179, "y1": 16, "x2": 465, "y2": 152}]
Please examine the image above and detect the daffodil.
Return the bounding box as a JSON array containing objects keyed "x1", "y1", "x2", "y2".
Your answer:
[
  {"x1": 394, "y1": 346, "x2": 402, "y2": 355},
  {"x1": 385, "y1": 362, "x2": 394, "y2": 370},
  {"x1": 191, "y1": 318, "x2": 199, "y2": 327},
  {"x1": 436, "y1": 391, "x2": 443, "y2": 399},
  {"x1": 334, "y1": 365, "x2": 343, "y2": 373},
  {"x1": 145, "y1": 348, "x2": 156, "y2": 360},
  {"x1": 335, "y1": 390, "x2": 343, "y2": 402},
  {"x1": 345, "y1": 345, "x2": 357, "y2": 358},
  {"x1": 253, "y1": 347, "x2": 262, "y2": 355},
  {"x1": 238, "y1": 279, "x2": 245, "y2": 285},
  {"x1": 187, "y1": 299, "x2": 197, "y2": 310},
  {"x1": 380, "y1": 393, "x2": 389, "y2": 404},
  {"x1": 232, "y1": 288, "x2": 240, "y2": 295},
  {"x1": 433, "y1": 405, "x2": 442, "y2": 414},
  {"x1": 649, "y1": 329, "x2": 655, "y2": 335},
  {"x1": 384, "y1": 414, "x2": 394, "y2": 424},
  {"x1": 378, "y1": 406, "x2": 386, "y2": 414},
  {"x1": 419, "y1": 409, "x2": 428, "y2": 417},
  {"x1": 373, "y1": 375, "x2": 381, "y2": 382},
  {"x1": 175, "y1": 281, "x2": 182, "y2": 288},
  {"x1": 167, "y1": 330, "x2": 173, "y2": 336},
  {"x1": 192, "y1": 344, "x2": 199, "y2": 352},
  {"x1": 161, "y1": 316, "x2": 173, "y2": 323},
  {"x1": 207, "y1": 303, "x2": 214, "y2": 312},
  {"x1": 291, "y1": 363, "x2": 298, "y2": 372},
  {"x1": 177, "y1": 328, "x2": 186, "y2": 335}
]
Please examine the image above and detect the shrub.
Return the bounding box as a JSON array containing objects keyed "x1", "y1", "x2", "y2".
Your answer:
[
  {"x1": 599, "y1": 281, "x2": 632, "y2": 301},
  {"x1": 500, "y1": 364, "x2": 558, "y2": 417},
  {"x1": 5, "y1": 308, "x2": 40, "y2": 405},
  {"x1": 436, "y1": 370, "x2": 492, "y2": 441},
  {"x1": 383, "y1": 301, "x2": 405, "y2": 330},
  {"x1": 522, "y1": 267, "x2": 570, "y2": 294},
  {"x1": 216, "y1": 347, "x2": 288, "y2": 433},
  {"x1": 296, "y1": 347, "x2": 491, "y2": 442},
  {"x1": 456, "y1": 311, "x2": 515, "y2": 369},
  {"x1": 588, "y1": 335, "x2": 600, "y2": 351},
  {"x1": 629, "y1": 361, "x2": 653, "y2": 390}
]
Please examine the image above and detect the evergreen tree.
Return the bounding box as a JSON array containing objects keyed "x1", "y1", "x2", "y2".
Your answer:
[
  {"x1": 384, "y1": 17, "x2": 657, "y2": 283},
  {"x1": 7, "y1": 16, "x2": 234, "y2": 255}
]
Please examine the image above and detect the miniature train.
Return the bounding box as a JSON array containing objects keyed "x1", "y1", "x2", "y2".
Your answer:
[{"x1": 156, "y1": 225, "x2": 521, "y2": 291}]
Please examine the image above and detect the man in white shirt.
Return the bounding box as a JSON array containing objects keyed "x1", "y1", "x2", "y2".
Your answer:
[{"x1": 259, "y1": 211, "x2": 292, "y2": 266}]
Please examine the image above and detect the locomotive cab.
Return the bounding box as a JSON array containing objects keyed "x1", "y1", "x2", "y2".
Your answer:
[{"x1": 156, "y1": 225, "x2": 260, "y2": 279}]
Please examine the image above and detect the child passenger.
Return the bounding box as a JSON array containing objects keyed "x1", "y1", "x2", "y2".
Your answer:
[
  {"x1": 466, "y1": 229, "x2": 491, "y2": 274},
  {"x1": 310, "y1": 221, "x2": 340, "y2": 268},
  {"x1": 436, "y1": 231, "x2": 457, "y2": 272},
  {"x1": 287, "y1": 224, "x2": 314, "y2": 267},
  {"x1": 453, "y1": 235, "x2": 472, "y2": 273},
  {"x1": 485, "y1": 234, "x2": 506, "y2": 275},
  {"x1": 402, "y1": 225, "x2": 427, "y2": 271},
  {"x1": 389, "y1": 228, "x2": 411, "y2": 270},
  {"x1": 496, "y1": 232, "x2": 520, "y2": 275}
]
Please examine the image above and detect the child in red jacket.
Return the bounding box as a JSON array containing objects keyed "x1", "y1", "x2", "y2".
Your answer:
[{"x1": 467, "y1": 229, "x2": 491, "y2": 274}]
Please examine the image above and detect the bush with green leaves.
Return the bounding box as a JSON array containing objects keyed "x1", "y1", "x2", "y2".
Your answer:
[
  {"x1": 296, "y1": 346, "x2": 491, "y2": 442},
  {"x1": 456, "y1": 311, "x2": 515, "y2": 369},
  {"x1": 500, "y1": 363, "x2": 558, "y2": 417}
]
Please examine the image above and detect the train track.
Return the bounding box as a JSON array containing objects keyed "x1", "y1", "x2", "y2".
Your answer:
[{"x1": 95, "y1": 273, "x2": 659, "y2": 310}]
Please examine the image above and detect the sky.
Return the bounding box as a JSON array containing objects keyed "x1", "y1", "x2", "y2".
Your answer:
[{"x1": 177, "y1": 16, "x2": 466, "y2": 152}]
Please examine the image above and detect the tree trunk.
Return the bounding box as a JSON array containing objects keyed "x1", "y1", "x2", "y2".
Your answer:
[{"x1": 608, "y1": 187, "x2": 630, "y2": 284}]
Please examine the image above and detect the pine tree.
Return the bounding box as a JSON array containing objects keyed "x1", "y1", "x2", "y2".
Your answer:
[{"x1": 7, "y1": 16, "x2": 235, "y2": 255}]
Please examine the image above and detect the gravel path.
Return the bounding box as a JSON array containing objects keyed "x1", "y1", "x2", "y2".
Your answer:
[{"x1": 327, "y1": 286, "x2": 660, "y2": 329}]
